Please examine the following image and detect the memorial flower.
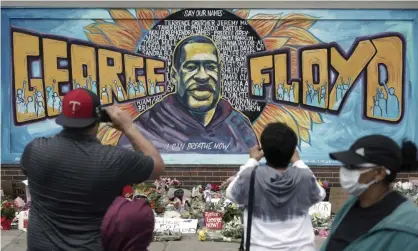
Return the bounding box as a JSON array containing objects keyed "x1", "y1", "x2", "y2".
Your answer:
[
  {"x1": 393, "y1": 181, "x2": 418, "y2": 205},
  {"x1": 90, "y1": 9, "x2": 323, "y2": 147}
]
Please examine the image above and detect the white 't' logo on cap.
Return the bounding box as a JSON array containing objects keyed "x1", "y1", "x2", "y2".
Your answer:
[
  {"x1": 69, "y1": 101, "x2": 81, "y2": 114},
  {"x1": 355, "y1": 148, "x2": 365, "y2": 156}
]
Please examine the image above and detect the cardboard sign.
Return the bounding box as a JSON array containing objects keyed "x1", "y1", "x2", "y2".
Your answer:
[
  {"x1": 309, "y1": 202, "x2": 331, "y2": 219},
  {"x1": 329, "y1": 187, "x2": 350, "y2": 213},
  {"x1": 154, "y1": 217, "x2": 198, "y2": 234},
  {"x1": 203, "y1": 211, "x2": 223, "y2": 230}
]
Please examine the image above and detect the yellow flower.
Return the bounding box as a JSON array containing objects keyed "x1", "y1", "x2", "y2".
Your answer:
[{"x1": 198, "y1": 230, "x2": 207, "y2": 241}]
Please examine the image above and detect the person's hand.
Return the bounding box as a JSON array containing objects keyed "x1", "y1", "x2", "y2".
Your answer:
[
  {"x1": 105, "y1": 105, "x2": 134, "y2": 132},
  {"x1": 249, "y1": 145, "x2": 264, "y2": 161},
  {"x1": 290, "y1": 149, "x2": 300, "y2": 165}
]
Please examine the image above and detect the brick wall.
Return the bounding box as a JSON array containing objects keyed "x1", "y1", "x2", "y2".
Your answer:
[{"x1": 2, "y1": 164, "x2": 418, "y2": 192}]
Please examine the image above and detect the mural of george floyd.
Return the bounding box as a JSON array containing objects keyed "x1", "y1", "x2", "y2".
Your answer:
[{"x1": 2, "y1": 8, "x2": 418, "y2": 188}]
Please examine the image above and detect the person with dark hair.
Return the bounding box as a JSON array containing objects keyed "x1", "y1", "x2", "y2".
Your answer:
[
  {"x1": 225, "y1": 122, "x2": 326, "y2": 251},
  {"x1": 21, "y1": 89, "x2": 164, "y2": 251},
  {"x1": 117, "y1": 35, "x2": 258, "y2": 153},
  {"x1": 321, "y1": 135, "x2": 418, "y2": 251},
  {"x1": 101, "y1": 196, "x2": 155, "y2": 251}
]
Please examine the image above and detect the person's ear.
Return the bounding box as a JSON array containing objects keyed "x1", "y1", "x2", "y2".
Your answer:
[
  {"x1": 374, "y1": 166, "x2": 388, "y2": 182},
  {"x1": 170, "y1": 67, "x2": 179, "y2": 86}
]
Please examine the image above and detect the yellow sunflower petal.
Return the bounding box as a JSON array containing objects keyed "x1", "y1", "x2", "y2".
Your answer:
[
  {"x1": 94, "y1": 19, "x2": 106, "y2": 23},
  {"x1": 108, "y1": 9, "x2": 142, "y2": 39},
  {"x1": 94, "y1": 23, "x2": 138, "y2": 51},
  {"x1": 263, "y1": 37, "x2": 289, "y2": 50},
  {"x1": 276, "y1": 13, "x2": 318, "y2": 30},
  {"x1": 272, "y1": 26, "x2": 319, "y2": 46},
  {"x1": 299, "y1": 127, "x2": 311, "y2": 144},
  {"x1": 84, "y1": 23, "x2": 102, "y2": 34},
  {"x1": 305, "y1": 110, "x2": 323, "y2": 124},
  {"x1": 171, "y1": 9, "x2": 180, "y2": 14},
  {"x1": 234, "y1": 9, "x2": 250, "y2": 19},
  {"x1": 248, "y1": 14, "x2": 281, "y2": 37},
  {"x1": 98, "y1": 125, "x2": 122, "y2": 146},
  {"x1": 84, "y1": 32, "x2": 111, "y2": 46},
  {"x1": 281, "y1": 105, "x2": 312, "y2": 130},
  {"x1": 154, "y1": 9, "x2": 171, "y2": 19},
  {"x1": 136, "y1": 9, "x2": 155, "y2": 30},
  {"x1": 253, "y1": 104, "x2": 302, "y2": 146}
]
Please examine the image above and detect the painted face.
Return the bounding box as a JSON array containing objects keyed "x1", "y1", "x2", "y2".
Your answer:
[
  {"x1": 37, "y1": 91, "x2": 42, "y2": 97},
  {"x1": 17, "y1": 89, "x2": 22, "y2": 95},
  {"x1": 389, "y1": 87, "x2": 395, "y2": 95},
  {"x1": 102, "y1": 88, "x2": 106, "y2": 92},
  {"x1": 117, "y1": 86, "x2": 122, "y2": 91},
  {"x1": 173, "y1": 42, "x2": 220, "y2": 112},
  {"x1": 28, "y1": 96, "x2": 33, "y2": 102}
]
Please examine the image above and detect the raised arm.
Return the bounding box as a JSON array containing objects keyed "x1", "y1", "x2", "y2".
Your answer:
[
  {"x1": 106, "y1": 106, "x2": 165, "y2": 180},
  {"x1": 291, "y1": 150, "x2": 326, "y2": 204},
  {"x1": 225, "y1": 146, "x2": 263, "y2": 204}
]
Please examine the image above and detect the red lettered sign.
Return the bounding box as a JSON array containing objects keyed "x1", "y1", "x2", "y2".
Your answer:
[{"x1": 203, "y1": 211, "x2": 223, "y2": 230}]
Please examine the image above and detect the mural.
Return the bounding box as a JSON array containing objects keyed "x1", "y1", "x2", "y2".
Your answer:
[{"x1": 2, "y1": 8, "x2": 418, "y2": 165}]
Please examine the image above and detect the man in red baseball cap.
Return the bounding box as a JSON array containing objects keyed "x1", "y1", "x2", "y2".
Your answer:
[{"x1": 21, "y1": 88, "x2": 164, "y2": 251}]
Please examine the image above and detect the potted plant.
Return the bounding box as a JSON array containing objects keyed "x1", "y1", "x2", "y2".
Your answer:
[{"x1": 1, "y1": 200, "x2": 17, "y2": 230}]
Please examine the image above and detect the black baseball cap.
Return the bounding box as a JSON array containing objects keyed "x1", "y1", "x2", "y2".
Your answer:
[
  {"x1": 55, "y1": 89, "x2": 101, "y2": 128},
  {"x1": 329, "y1": 135, "x2": 402, "y2": 172}
]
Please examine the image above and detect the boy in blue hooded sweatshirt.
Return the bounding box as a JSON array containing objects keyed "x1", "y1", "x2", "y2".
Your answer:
[{"x1": 321, "y1": 135, "x2": 418, "y2": 251}]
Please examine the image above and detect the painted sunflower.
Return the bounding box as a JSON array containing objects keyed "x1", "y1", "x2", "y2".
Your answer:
[{"x1": 86, "y1": 9, "x2": 323, "y2": 147}]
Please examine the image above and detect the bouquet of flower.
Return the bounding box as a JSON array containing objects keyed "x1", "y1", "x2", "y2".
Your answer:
[
  {"x1": 318, "y1": 180, "x2": 329, "y2": 189},
  {"x1": 1, "y1": 200, "x2": 17, "y2": 230},
  {"x1": 393, "y1": 180, "x2": 418, "y2": 205},
  {"x1": 221, "y1": 202, "x2": 242, "y2": 223},
  {"x1": 154, "y1": 177, "x2": 181, "y2": 193},
  {"x1": 220, "y1": 216, "x2": 243, "y2": 239}
]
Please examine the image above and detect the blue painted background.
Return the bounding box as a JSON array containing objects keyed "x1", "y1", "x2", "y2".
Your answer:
[{"x1": 1, "y1": 8, "x2": 417, "y2": 165}]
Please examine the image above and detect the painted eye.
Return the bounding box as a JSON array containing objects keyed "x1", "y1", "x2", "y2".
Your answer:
[
  {"x1": 184, "y1": 63, "x2": 197, "y2": 71},
  {"x1": 205, "y1": 63, "x2": 217, "y2": 71}
]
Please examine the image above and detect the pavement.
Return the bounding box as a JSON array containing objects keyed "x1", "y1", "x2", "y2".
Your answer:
[{"x1": 1, "y1": 230, "x2": 327, "y2": 251}]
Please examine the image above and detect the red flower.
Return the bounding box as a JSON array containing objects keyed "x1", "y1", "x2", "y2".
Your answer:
[
  {"x1": 211, "y1": 184, "x2": 220, "y2": 192},
  {"x1": 199, "y1": 188, "x2": 204, "y2": 193},
  {"x1": 3, "y1": 202, "x2": 11, "y2": 209},
  {"x1": 122, "y1": 185, "x2": 134, "y2": 197}
]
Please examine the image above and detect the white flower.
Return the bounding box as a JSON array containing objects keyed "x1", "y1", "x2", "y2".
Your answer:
[
  {"x1": 393, "y1": 181, "x2": 403, "y2": 189},
  {"x1": 401, "y1": 182, "x2": 413, "y2": 191}
]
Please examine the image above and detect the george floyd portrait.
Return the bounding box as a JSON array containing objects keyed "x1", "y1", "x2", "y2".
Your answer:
[{"x1": 117, "y1": 35, "x2": 258, "y2": 153}]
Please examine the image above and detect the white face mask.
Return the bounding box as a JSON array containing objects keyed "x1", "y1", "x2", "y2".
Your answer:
[{"x1": 339, "y1": 167, "x2": 380, "y2": 196}]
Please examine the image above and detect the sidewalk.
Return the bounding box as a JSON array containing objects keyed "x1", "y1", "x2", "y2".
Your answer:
[{"x1": 2, "y1": 230, "x2": 326, "y2": 251}]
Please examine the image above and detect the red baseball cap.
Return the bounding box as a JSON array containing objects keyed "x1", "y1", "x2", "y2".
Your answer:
[{"x1": 56, "y1": 89, "x2": 101, "y2": 128}]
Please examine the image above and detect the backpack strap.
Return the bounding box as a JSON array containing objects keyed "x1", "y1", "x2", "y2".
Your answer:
[{"x1": 238, "y1": 166, "x2": 257, "y2": 251}]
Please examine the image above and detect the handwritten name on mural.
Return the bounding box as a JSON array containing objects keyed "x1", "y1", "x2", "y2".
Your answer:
[
  {"x1": 248, "y1": 33, "x2": 405, "y2": 123},
  {"x1": 11, "y1": 28, "x2": 166, "y2": 125}
]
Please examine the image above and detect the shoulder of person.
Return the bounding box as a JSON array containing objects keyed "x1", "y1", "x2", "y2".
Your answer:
[
  {"x1": 289, "y1": 165, "x2": 314, "y2": 179},
  {"x1": 25, "y1": 136, "x2": 49, "y2": 148},
  {"x1": 239, "y1": 165, "x2": 257, "y2": 179}
]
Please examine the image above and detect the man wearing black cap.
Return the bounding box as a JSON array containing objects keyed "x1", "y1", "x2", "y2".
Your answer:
[
  {"x1": 20, "y1": 89, "x2": 164, "y2": 251},
  {"x1": 320, "y1": 135, "x2": 418, "y2": 251}
]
